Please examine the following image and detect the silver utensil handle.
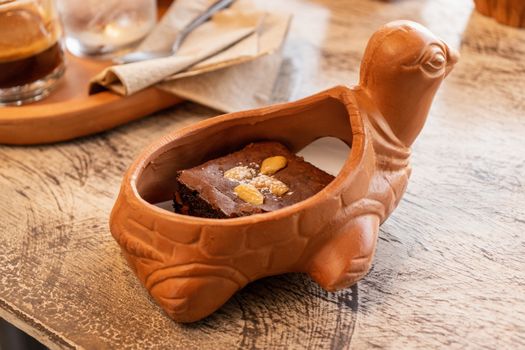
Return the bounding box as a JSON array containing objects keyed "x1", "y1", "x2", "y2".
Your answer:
[
  {"x1": 171, "y1": 0, "x2": 234, "y2": 52},
  {"x1": 114, "y1": 0, "x2": 235, "y2": 64}
]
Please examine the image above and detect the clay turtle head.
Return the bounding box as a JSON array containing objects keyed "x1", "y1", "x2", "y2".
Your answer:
[{"x1": 359, "y1": 20, "x2": 459, "y2": 147}]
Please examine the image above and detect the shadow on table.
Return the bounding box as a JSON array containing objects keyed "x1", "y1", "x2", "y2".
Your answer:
[{"x1": 180, "y1": 273, "x2": 359, "y2": 348}]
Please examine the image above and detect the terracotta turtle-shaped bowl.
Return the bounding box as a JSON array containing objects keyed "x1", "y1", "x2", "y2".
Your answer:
[
  {"x1": 474, "y1": 0, "x2": 525, "y2": 28},
  {"x1": 110, "y1": 20, "x2": 459, "y2": 323}
]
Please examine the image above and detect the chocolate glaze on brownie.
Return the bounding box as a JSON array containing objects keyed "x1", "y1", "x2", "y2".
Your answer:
[{"x1": 174, "y1": 142, "x2": 335, "y2": 218}]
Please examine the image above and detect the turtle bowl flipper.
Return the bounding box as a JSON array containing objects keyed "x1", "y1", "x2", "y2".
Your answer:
[
  {"x1": 307, "y1": 215, "x2": 380, "y2": 292},
  {"x1": 149, "y1": 271, "x2": 242, "y2": 323},
  {"x1": 110, "y1": 21, "x2": 458, "y2": 322}
]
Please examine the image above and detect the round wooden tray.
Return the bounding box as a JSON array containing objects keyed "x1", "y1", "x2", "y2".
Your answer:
[{"x1": 0, "y1": 0, "x2": 183, "y2": 146}]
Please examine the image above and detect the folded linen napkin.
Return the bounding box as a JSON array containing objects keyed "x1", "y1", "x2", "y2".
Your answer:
[{"x1": 90, "y1": 0, "x2": 291, "y2": 112}]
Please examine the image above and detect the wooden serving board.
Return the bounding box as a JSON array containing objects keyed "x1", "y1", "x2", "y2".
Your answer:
[{"x1": 0, "y1": 0, "x2": 182, "y2": 146}]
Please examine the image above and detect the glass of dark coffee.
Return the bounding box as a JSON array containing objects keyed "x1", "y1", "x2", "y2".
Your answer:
[{"x1": 0, "y1": 0, "x2": 65, "y2": 106}]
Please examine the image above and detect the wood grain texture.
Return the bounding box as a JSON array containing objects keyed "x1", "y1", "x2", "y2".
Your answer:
[{"x1": 1, "y1": 0, "x2": 524, "y2": 348}]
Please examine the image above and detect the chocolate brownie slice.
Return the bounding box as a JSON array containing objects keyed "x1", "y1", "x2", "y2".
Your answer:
[{"x1": 174, "y1": 142, "x2": 334, "y2": 218}]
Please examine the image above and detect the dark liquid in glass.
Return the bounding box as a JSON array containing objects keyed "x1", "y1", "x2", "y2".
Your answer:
[{"x1": 0, "y1": 42, "x2": 63, "y2": 89}]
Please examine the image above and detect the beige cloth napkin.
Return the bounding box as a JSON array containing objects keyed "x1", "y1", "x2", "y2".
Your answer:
[{"x1": 90, "y1": 0, "x2": 291, "y2": 112}]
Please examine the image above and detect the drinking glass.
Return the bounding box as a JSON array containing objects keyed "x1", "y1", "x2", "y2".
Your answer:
[
  {"x1": 57, "y1": 0, "x2": 157, "y2": 57},
  {"x1": 0, "y1": 0, "x2": 65, "y2": 106}
]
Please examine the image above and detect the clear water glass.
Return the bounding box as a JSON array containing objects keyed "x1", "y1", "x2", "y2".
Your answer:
[{"x1": 57, "y1": 0, "x2": 157, "y2": 58}]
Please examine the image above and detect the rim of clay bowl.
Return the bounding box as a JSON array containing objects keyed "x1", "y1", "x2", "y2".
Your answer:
[{"x1": 124, "y1": 85, "x2": 366, "y2": 226}]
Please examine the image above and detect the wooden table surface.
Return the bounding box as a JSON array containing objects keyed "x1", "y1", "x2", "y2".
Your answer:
[{"x1": 1, "y1": 0, "x2": 524, "y2": 349}]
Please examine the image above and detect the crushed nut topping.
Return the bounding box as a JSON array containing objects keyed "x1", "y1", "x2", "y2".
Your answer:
[
  {"x1": 224, "y1": 166, "x2": 257, "y2": 181},
  {"x1": 234, "y1": 184, "x2": 264, "y2": 205},
  {"x1": 260, "y1": 156, "x2": 287, "y2": 175},
  {"x1": 226, "y1": 155, "x2": 290, "y2": 204},
  {"x1": 250, "y1": 175, "x2": 289, "y2": 196}
]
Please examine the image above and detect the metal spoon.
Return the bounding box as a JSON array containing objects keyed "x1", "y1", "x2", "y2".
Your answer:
[{"x1": 114, "y1": 0, "x2": 234, "y2": 64}]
